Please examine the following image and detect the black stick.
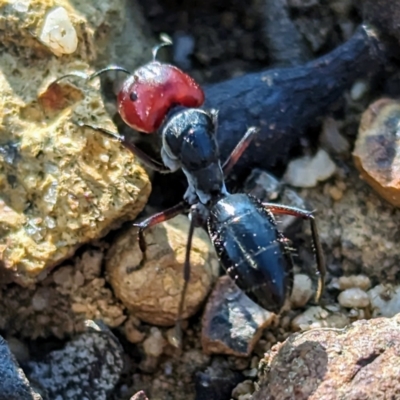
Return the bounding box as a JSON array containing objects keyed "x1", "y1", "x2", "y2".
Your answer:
[{"x1": 205, "y1": 25, "x2": 386, "y2": 179}]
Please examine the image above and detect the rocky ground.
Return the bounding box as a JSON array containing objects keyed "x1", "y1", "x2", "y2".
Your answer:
[{"x1": 1, "y1": 0, "x2": 400, "y2": 399}]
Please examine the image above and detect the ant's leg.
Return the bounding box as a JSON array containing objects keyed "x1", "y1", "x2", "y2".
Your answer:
[
  {"x1": 133, "y1": 201, "x2": 188, "y2": 264},
  {"x1": 77, "y1": 122, "x2": 172, "y2": 173},
  {"x1": 172, "y1": 204, "x2": 206, "y2": 347},
  {"x1": 222, "y1": 127, "x2": 259, "y2": 177},
  {"x1": 172, "y1": 210, "x2": 197, "y2": 348},
  {"x1": 262, "y1": 202, "x2": 326, "y2": 303}
]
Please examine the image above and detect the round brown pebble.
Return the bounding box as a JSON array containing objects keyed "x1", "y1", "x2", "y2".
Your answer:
[
  {"x1": 338, "y1": 275, "x2": 371, "y2": 291},
  {"x1": 106, "y1": 214, "x2": 219, "y2": 326},
  {"x1": 328, "y1": 185, "x2": 344, "y2": 201}
]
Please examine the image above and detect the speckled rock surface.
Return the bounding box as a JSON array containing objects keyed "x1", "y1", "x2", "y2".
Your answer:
[
  {"x1": 353, "y1": 98, "x2": 400, "y2": 207},
  {"x1": 299, "y1": 167, "x2": 400, "y2": 283},
  {"x1": 106, "y1": 214, "x2": 219, "y2": 326},
  {"x1": 201, "y1": 276, "x2": 276, "y2": 357},
  {"x1": 25, "y1": 321, "x2": 123, "y2": 400},
  {"x1": 0, "y1": 56, "x2": 150, "y2": 285},
  {"x1": 252, "y1": 315, "x2": 400, "y2": 400},
  {"x1": 0, "y1": 248, "x2": 126, "y2": 339},
  {"x1": 0, "y1": 336, "x2": 42, "y2": 400}
]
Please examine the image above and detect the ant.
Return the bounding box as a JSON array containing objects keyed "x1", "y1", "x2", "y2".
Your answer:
[{"x1": 54, "y1": 35, "x2": 325, "y2": 345}]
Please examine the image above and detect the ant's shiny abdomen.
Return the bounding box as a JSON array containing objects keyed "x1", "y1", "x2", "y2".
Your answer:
[{"x1": 208, "y1": 193, "x2": 294, "y2": 313}]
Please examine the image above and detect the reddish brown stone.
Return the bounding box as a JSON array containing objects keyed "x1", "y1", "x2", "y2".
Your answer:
[
  {"x1": 252, "y1": 315, "x2": 400, "y2": 400},
  {"x1": 201, "y1": 276, "x2": 276, "y2": 357},
  {"x1": 353, "y1": 98, "x2": 400, "y2": 207}
]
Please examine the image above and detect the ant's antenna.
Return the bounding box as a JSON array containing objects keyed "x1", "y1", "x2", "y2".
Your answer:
[
  {"x1": 152, "y1": 33, "x2": 173, "y2": 62},
  {"x1": 52, "y1": 34, "x2": 172, "y2": 87},
  {"x1": 88, "y1": 66, "x2": 131, "y2": 81},
  {"x1": 52, "y1": 65, "x2": 131, "y2": 86}
]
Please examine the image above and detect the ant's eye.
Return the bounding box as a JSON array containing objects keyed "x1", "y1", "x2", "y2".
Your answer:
[{"x1": 130, "y1": 92, "x2": 138, "y2": 101}]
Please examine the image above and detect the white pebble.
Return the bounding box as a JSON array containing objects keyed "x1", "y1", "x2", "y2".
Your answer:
[
  {"x1": 238, "y1": 395, "x2": 253, "y2": 400},
  {"x1": 243, "y1": 368, "x2": 258, "y2": 378},
  {"x1": 40, "y1": 7, "x2": 78, "y2": 56},
  {"x1": 338, "y1": 275, "x2": 371, "y2": 291},
  {"x1": 350, "y1": 80, "x2": 368, "y2": 101},
  {"x1": 291, "y1": 306, "x2": 326, "y2": 331},
  {"x1": 31, "y1": 289, "x2": 50, "y2": 311},
  {"x1": 291, "y1": 306, "x2": 349, "y2": 331},
  {"x1": 143, "y1": 327, "x2": 166, "y2": 358},
  {"x1": 12, "y1": 0, "x2": 30, "y2": 13},
  {"x1": 283, "y1": 149, "x2": 336, "y2": 188},
  {"x1": 290, "y1": 274, "x2": 314, "y2": 308},
  {"x1": 99, "y1": 153, "x2": 110, "y2": 163},
  {"x1": 232, "y1": 380, "x2": 255, "y2": 399},
  {"x1": 338, "y1": 288, "x2": 370, "y2": 309},
  {"x1": 368, "y1": 284, "x2": 400, "y2": 318},
  {"x1": 321, "y1": 117, "x2": 350, "y2": 154}
]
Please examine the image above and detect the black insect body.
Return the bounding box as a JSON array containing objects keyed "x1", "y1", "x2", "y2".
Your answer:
[
  {"x1": 208, "y1": 193, "x2": 293, "y2": 313},
  {"x1": 56, "y1": 39, "x2": 325, "y2": 344},
  {"x1": 83, "y1": 116, "x2": 323, "y2": 343},
  {"x1": 131, "y1": 126, "x2": 325, "y2": 345}
]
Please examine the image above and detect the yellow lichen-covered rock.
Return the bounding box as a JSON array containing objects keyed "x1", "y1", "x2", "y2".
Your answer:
[
  {"x1": 1, "y1": 0, "x2": 93, "y2": 59},
  {"x1": 106, "y1": 215, "x2": 220, "y2": 326},
  {"x1": 0, "y1": 55, "x2": 151, "y2": 285},
  {"x1": 0, "y1": 0, "x2": 154, "y2": 67}
]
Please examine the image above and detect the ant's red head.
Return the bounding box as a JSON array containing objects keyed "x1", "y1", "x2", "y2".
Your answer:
[
  {"x1": 54, "y1": 35, "x2": 204, "y2": 134},
  {"x1": 118, "y1": 62, "x2": 204, "y2": 133},
  {"x1": 118, "y1": 36, "x2": 204, "y2": 133}
]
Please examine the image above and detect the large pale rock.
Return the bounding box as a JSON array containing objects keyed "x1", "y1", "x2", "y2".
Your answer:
[
  {"x1": 253, "y1": 315, "x2": 400, "y2": 400},
  {"x1": 106, "y1": 214, "x2": 219, "y2": 326}
]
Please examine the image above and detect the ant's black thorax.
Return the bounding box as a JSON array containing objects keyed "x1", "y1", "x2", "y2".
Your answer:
[{"x1": 160, "y1": 107, "x2": 228, "y2": 205}]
